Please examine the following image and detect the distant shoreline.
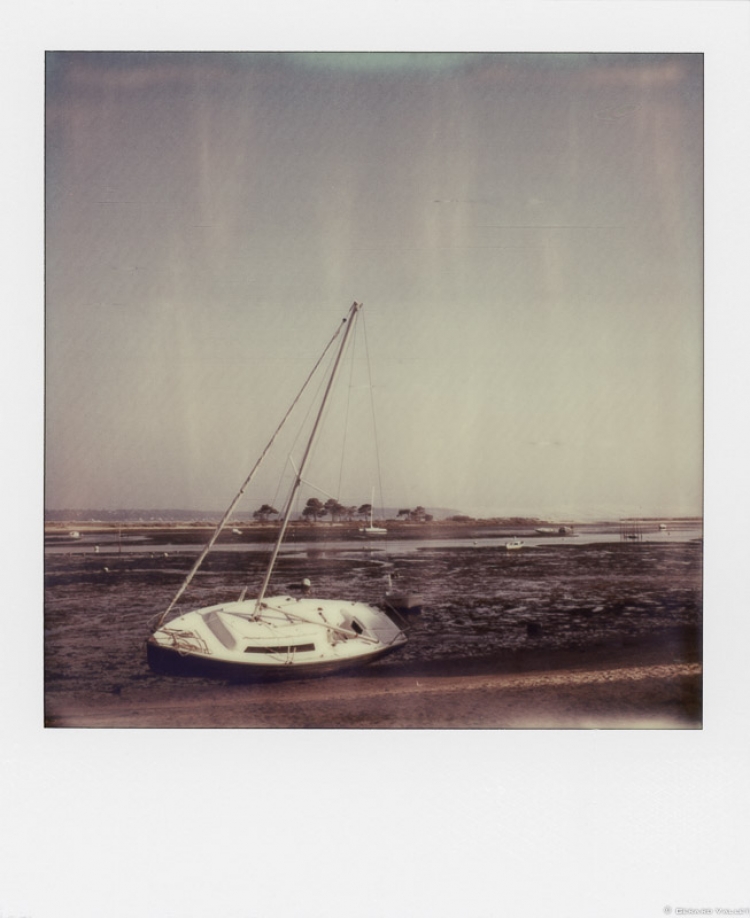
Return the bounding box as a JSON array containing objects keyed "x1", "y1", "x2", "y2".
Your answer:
[
  {"x1": 43, "y1": 516, "x2": 703, "y2": 546},
  {"x1": 44, "y1": 516, "x2": 702, "y2": 531}
]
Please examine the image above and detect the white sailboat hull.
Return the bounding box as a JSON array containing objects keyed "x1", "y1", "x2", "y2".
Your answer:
[{"x1": 147, "y1": 594, "x2": 407, "y2": 680}]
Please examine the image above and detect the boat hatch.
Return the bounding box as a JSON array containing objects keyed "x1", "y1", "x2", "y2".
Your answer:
[
  {"x1": 202, "y1": 610, "x2": 237, "y2": 649},
  {"x1": 331, "y1": 612, "x2": 365, "y2": 638},
  {"x1": 244, "y1": 644, "x2": 316, "y2": 655}
]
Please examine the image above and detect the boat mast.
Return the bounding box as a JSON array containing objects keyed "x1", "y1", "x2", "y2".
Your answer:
[
  {"x1": 151, "y1": 307, "x2": 350, "y2": 631},
  {"x1": 254, "y1": 301, "x2": 362, "y2": 611}
]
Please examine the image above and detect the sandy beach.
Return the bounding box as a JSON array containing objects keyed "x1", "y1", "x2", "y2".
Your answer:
[{"x1": 45, "y1": 636, "x2": 702, "y2": 729}]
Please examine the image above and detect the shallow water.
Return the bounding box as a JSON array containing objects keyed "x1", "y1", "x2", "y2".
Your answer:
[{"x1": 44, "y1": 537, "x2": 702, "y2": 696}]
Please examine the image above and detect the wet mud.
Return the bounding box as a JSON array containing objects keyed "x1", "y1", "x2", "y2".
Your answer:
[{"x1": 44, "y1": 538, "x2": 702, "y2": 727}]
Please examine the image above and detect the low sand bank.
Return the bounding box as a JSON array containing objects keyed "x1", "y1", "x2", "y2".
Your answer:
[{"x1": 45, "y1": 640, "x2": 702, "y2": 729}]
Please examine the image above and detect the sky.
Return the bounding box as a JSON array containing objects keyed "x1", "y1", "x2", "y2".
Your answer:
[{"x1": 45, "y1": 51, "x2": 704, "y2": 520}]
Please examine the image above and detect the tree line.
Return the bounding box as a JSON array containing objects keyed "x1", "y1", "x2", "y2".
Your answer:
[{"x1": 252, "y1": 501, "x2": 433, "y2": 523}]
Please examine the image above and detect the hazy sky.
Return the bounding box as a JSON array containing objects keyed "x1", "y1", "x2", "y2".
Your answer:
[{"x1": 45, "y1": 51, "x2": 703, "y2": 519}]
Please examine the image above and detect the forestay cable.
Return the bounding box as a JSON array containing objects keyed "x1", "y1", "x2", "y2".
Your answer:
[{"x1": 152, "y1": 312, "x2": 349, "y2": 629}]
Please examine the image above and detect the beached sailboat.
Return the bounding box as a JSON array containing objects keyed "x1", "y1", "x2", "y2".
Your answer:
[{"x1": 147, "y1": 302, "x2": 408, "y2": 679}]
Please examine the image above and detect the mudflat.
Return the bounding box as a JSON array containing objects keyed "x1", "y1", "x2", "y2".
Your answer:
[{"x1": 45, "y1": 534, "x2": 702, "y2": 729}]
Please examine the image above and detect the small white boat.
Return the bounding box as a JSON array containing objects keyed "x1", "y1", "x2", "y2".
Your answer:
[
  {"x1": 360, "y1": 525, "x2": 388, "y2": 537},
  {"x1": 505, "y1": 538, "x2": 524, "y2": 550},
  {"x1": 147, "y1": 302, "x2": 409, "y2": 680},
  {"x1": 383, "y1": 573, "x2": 423, "y2": 617},
  {"x1": 359, "y1": 490, "x2": 388, "y2": 537}
]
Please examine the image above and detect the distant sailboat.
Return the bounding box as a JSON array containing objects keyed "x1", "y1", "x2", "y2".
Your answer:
[
  {"x1": 146, "y1": 302, "x2": 408, "y2": 680},
  {"x1": 359, "y1": 490, "x2": 387, "y2": 537}
]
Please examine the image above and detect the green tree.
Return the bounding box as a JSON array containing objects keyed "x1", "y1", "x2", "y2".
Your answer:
[
  {"x1": 253, "y1": 504, "x2": 279, "y2": 522},
  {"x1": 324, "y1": 498, "x2": 345, "y2": 522},
  {"x1": 302, "y1": 498, "x2": 326, "y2": 522}
]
